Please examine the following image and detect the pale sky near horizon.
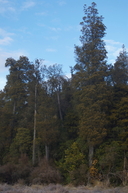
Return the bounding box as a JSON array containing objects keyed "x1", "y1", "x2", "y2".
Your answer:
[{"x1": 0, "y1": 0, "x2": 128, "y2": 90}]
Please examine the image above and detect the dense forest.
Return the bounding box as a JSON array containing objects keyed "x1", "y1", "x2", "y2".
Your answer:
[{"x1": 0, "y1": 2, "x2": 128, "y2": 186}]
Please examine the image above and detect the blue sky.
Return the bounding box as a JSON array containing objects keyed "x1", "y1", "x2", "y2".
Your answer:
[{"x1": 0, "y1": 0, "x2": 128, "y2": 90}]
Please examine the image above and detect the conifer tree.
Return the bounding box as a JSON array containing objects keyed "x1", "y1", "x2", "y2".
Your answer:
[
  {"x1": 72, "y1": 2, "x2": 108, "y2": 174},
  {"x1": 109, "y1": 46, "x2": 128, "y2": 172},
  {"x1": 37, "y1": 64, "x2": 64, "y2": 160},
  {"x1": 44, "y1": 64, "x2": 64, "y2": 121},
  {"x1": 112, "y1": 45, "x2": 128, "y2": 86},
  {"x1": 4, "y1": 56, "x2": 32, "y2": 139},
  {"x1": 0, "y1": 91, "x2": 13, "y2": 164},
  {"x1": 37, "y1": 89, "x2": 58, "y2": 161}
]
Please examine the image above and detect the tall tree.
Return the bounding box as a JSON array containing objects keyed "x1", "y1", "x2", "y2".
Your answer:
[
  {"x1": 44, "y1": 64, "x2": 64, "y2": 121},
  {"x1": 72, "y1": 2, "x2": 108, "y2": 175},
  {"x1": 37, "y1": 64, "x2": 65, "y2": 161},
  {"x1": 109, "y1": 46, "x2": 128, "y2": 173},
  {"x1": 112, "y1": 45, "x2": 128, "y2": 86},
  {"x1": 26, "y1": 59, "x2": 44, "y2": 165},
  {"x1": 0, "y1": 90, "x2": 13, "y2": 164},
  {"x1": 4, "y1": 56, "x2": 44, "y2": 165},
  {"x1": 37, "y1": 89, "x2": 58, "y2": 161},
  {"x1": 4, "y1": 56, "x2": 32, "y2": 139},
  {"x1": 9, "y1": 127, "x2": 32, "y2": 161}
]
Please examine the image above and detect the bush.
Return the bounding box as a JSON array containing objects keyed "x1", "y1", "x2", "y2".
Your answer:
[
  {"x1": 0, "y1": 162, "x2": 17, "y2": 184},
  {"x1": 69, "y1": 164, "x2": 88, "y2": 186},
  {"x1": 30, "y1": 158, "x2": 62, "y2": 184},
  {"x1": 0, "y1": 154, "x2": 32, "y2": 184}
]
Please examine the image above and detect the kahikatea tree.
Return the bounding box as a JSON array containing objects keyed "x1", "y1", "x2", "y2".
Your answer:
[
  {"x1": 4, "y1": 56, "x2": 33, "y2": 141},
  {"x1": 0, "y1": 90, "x2": 13, "y2": 164},
  {"x1": 37, "y1": 89, "x2": 59, "y2": 161},
  {"x1": 44, "y1": 64, "x2": 64, "y2": 121},
  {"x1": 9, "y1": 128, "x2": 32, "y2": 161},
  {"x1": 37, "y1": 64, "x2": 65, "y2": 161},
  {"x1": 4, "y1": 56, "x2": 44, "y2": 165},
  {"x1": 109, "y1": 46, "x2": 128, "y2": 175},
  {"x1": 72, "y1": 2, "x2": 108, "y2": 176},
  {"x1": 112, "y1": 45, "x2": 128, "y2": 86}
]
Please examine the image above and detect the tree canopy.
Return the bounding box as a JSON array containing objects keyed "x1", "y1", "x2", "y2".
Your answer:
[{"x1": 0, "y1": 2, "x2": 128, "y2": 186}]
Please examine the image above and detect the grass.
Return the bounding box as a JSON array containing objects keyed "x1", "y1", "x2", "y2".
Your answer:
[{"x1": 0, "y1": 183, "x2": 128, "y2": 193}]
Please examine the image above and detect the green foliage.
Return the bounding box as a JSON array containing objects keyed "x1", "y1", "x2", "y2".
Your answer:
[
  {"x1": 10, "y1": 128, "x2": 32, "y2": 160},
  {"x1": 112, "y1": 45, "x2": 128, "y2": 85},
  {"x1": 0, "y1": 154, "x2": 31, "y2": 184},
  {"x1": 64, "y1": 142, "x2": 85, "y2": 171},
  {"x1": 37, "y1": 93, "x2": 59, "y2": 146},
  {"x1": 72, "y1": 2, "x2": 108, "y2": 170},
  {"x1": 0, "y1": 2, "x2": 128, "y2": 186},
  {"x1": 58, "y1": 142, "x2": 87, "y2": 184},
  {"x1": 96, "y1": 141, "x2": 122, "y2": 174}
]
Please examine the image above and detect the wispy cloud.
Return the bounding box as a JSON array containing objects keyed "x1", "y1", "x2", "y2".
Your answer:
[
  {"x1": 0, "y1": 37, "x2": 13, "y2": 45},
  {"x1": 105, "y1": 39, "x2": 121, "y2": 45},
  {"x1": 36, "y1": 11, "x2": 47, "y2": 16},
  {"x1": 0, "y1": 28, "x2": 26, "y2": 74},
  {"x1": 0, "y1": 28, "x2": 14, "y2": 45},
  {"x1": 0, "y1": 0, "x2": 9, "y2": 4},
  {"x1": 22, "y1": 1, "x2": 36, "y2": 10},
  {"x1": 49, "y1": 27, "x2": 61, "y2": 32},
  {"x1": 0, "y1": 0, "x2": 15, "y2": 14},
  {"x1": 64, "y1": 25, "x2": 73, "y2": 31},
  {"x1": 46, "y1": 48, "x2": 57, "y2": 52},
  {"x1": 8, "y1": 6, "x2": 15, "y2": 12},
  {"x1": 0, "y1": 28, "x2": 14, "y2": 36},
  {"x1": 57, "y1": 0, "x2": 66, "y2": 6},
  {"x1": 64, "y1": 25, "x2": 81, "y2": 32},
  {"x1": 105, "y1": 39, "x2": 122, "y2": 64}
]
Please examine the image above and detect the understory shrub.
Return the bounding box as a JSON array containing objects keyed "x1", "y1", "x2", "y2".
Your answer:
[
  {"x1": 30, "y1": 158, "x2": 62, "y2": 184},
  {"x1": 0, "y1": 154, "x2": 32, "y2": 184}
]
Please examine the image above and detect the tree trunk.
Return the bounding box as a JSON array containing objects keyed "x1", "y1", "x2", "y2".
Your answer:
[
  {"x1": 45, "y1": 144, "x2": 49, "y2": 161},
  {"x1": 32, "y1": 84, "x2": 37, "y2": 165},
  {"x1": 88, "y1": 143, "x2": 94, "y2": 185},
  {"x1": 123, "y1": 152, "x2": 127, "y2": 186},
  {"x1": 57, "y1": 91, "x2": 63, "y2": 121},
  {"x1": 13, "y1": 102, "x2": 16, "y2": 115},
  {"x1": 89, "y1": 143, "x2": 94, "y2": 167},
  {"x1": 123, "y1": 153, "x2": 127, "y2": 171}
]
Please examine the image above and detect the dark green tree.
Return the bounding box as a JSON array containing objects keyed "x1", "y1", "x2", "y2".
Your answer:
[
  {"x1": 9, "y1": 128, "x2": 32, "y2": 161},
  {"x1": 109, "y1": 46, "x2": 128, "y2": 174},
  {"x1": 72, "y1": 2, "x2": 108, "y2": 174},
  {"x1": 112, "y1": 45, "x2": 128, "y2": 86},
  {"x1": 3, "y1": 56, "x2": 33, "y2": 148},
  {"x1": 4, "y1": 56, "x2": 32, "y2": 125},
  {"x1": 44, "y1": 64, "x2": 65, "y2": 121},
  {"x1": 0, "y1": 91, "x2": 13, "y2": 164},
  {"x1": 37, "y1": 89, "x2": 59, "y2": 161}
]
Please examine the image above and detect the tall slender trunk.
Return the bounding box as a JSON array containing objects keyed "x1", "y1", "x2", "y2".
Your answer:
[
  {"x1": 57, "y1": 91, "x2": 63, "y2": 121},
  {"x1": 45, "y1": 144, "x2": 49, "y2": 161},
  {"x1": 32, "y1": 84, "x2": 37, "y2": 165},
  {"x1": 10, "y1": 101, "x2": 16, "y2": 142},
  {"x1": 88, "y1": 142, "x2": 94, "y2": 185},
  {"x1": 123, "y1": 152, "x2": 127, "y2": 171},
  {"x1": 123, "y1": 152, "x2": 127, "y2": 186},
  {"x1": 89, "y1": 143, "x2": 94, "y2": 167},
  {"x1": 13, "y1": 102, "x2": 16, "y2": 115}
]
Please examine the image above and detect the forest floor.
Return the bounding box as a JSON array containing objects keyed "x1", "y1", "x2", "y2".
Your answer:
[{"x1": 0, "y1": 183, "x2": 128, "y2": 193}]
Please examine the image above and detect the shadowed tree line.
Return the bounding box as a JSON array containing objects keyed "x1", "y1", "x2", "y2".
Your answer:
[{"x1": 0, "y1": 2, "x2": 128, "y2": 186}]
